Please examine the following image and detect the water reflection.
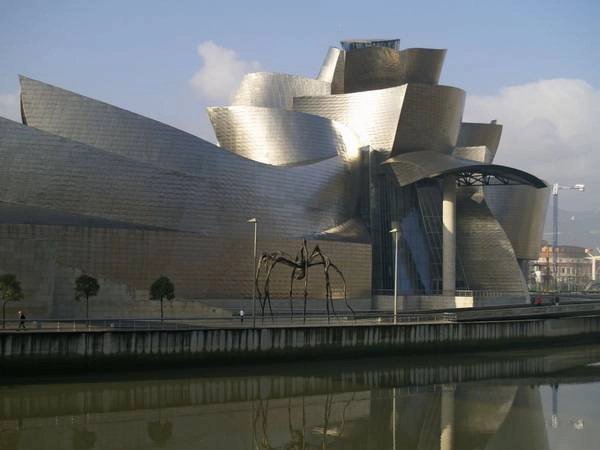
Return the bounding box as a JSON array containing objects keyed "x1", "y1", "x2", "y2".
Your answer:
[{"x1": 2, "y1": 344, "x2": 600, "y2": 449}]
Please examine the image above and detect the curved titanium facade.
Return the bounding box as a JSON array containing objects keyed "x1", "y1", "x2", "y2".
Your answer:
[
  {"x1": 0, "y1": 116, "x2": 370, "y2": 305},
  {"x1": 457, "y1": 122, "x2": 503, "y2": 161},
  {"x1": 344, "y1": 47, "x2": 446, "y2": 93},
  {"x1": 457, "y1": 189, "x2": 529, "y2": 300},
  {"x1": 19, "y1": 76, "x2": 219, "y2": 175},
  {"x1": 484, "y1": 185, "x2": 551, "y2": 260},
  {"x1": 385, "y1": 151, "x2": 547, "y2": 188},
  {"x1": 207, "y1": 106, "x2": 362, "y2": 165},
  {"x1": 453, "y1": 146, "x2": 493, "y2": 163},
  {"x1": 292, "y1": 85, "x2": 406, "y2": 151},
  {"x1": 231, "y1": 72, "x2": 330, "y2": 110},
  {"x1": 0, "y1": 117, "x2": 359, "y2": 238},
  {"x1": 391, "y1": 84, "x2": 466, "y2": 155}
]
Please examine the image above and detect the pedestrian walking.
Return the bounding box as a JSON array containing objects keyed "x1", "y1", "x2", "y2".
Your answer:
[
  {"x1": 18, "y1": 310, "x2": 26, "y2": 329},
  {"x1": 240, "y1": 309, "x2": 245, "y2": 323},
  {"x1": 554, "y1": 295, "x2": 560, "y2": 306}
]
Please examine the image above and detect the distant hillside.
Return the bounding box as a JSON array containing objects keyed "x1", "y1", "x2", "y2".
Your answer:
[{"x1": 542, "y1": 207, "x2": 600, "y2": 249}]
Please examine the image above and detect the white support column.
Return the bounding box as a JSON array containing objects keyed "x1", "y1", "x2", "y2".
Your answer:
[
  {"x1": 442, "y1": 175, "x2": 456, "y2": 296},
  {"x1": 440, "y1": 385, "x2": 455, "y2": 450}
]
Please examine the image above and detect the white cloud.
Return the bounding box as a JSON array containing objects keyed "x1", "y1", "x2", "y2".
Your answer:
[
  {"x1": 0, "y1": 92, "x2": 20, "y2": 122},
  {"x1": 189, "y1": 41, "x2": 260, "y2": 102},
  {"x1": 464, "y1": 79, "x2": 600, "y2": 211}
]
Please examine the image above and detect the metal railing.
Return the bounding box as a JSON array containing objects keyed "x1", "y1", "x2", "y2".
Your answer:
[
  {"x1": 0, "y1": 311, "x2": 457, "y2": 332},
  {"x1": 374, "y1": 289, "x2": 526, "y2": 298}
]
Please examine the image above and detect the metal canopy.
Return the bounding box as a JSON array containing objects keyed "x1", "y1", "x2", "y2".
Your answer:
[{"x1": 383, "y1": 150, "x2": 547, "y2": 188}]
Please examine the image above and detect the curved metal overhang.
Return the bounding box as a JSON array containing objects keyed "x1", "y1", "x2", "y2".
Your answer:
[
  {"x1": 231, "y1": 72, "x2": 330, "y2": 110},
  {"x1": 383, "y1": 151, "x2": 547, "y2": 188},
  {"x1": 207, "y1": 105, "x2": 364, "y2": 165}
]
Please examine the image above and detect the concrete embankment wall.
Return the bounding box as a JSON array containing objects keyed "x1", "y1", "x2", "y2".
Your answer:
[{"x1": 2, "y1": 317, "x2": 600, "y2": 373}]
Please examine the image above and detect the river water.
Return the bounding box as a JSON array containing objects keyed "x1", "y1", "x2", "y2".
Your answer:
[{"x1": 2, "y1": 344, "x2": 600, "y2": 449}]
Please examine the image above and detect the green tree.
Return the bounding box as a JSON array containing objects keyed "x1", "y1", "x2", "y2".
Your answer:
[
  {"x1": 0, "y1": 274, "x2": 24, "y2": 329},
  {"x1": 75, "y1": 274, "x2": 100, "y2": 325},
  {"x1": 150, "y1": 277, "x2": 175, "y2": 323}
]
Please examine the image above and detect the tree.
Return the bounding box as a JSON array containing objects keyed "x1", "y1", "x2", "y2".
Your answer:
[
  {"x1": 0, "y1": 274, "x2": 24, "y2": 329},
  {"x1": 147, "y1": 420, "x2": 173, "y2": 448},
  {"x1": 150, "y1": 277, "x2": 175, "y2": 323},
  {"x1": 71, "y1": 428, "x2": 96, "y2": 450},
  {"x1": 75, "y1": 274, "x2": 100, "y2": 325}
]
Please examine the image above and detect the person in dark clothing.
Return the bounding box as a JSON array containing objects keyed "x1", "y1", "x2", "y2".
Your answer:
[
  {"x1": 18, "y1": 310, "x2": 26, "y2": 329},
  {"x1": 554, "y1": 295, "x2": 560, "y2": 306}
]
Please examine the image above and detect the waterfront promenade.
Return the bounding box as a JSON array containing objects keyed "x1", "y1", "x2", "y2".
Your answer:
[{"x1": 3, "y1": 302, "x2": 600, "y2": 375}]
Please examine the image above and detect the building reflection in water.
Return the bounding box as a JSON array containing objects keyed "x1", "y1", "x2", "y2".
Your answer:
[{"x1": 2, "y1": 344, "x2": 600, "y2": 449}]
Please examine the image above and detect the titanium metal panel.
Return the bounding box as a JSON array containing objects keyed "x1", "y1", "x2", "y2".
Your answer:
[
  {"x1": 292, "y1": 85, "x2": 407, "y2": 151},
  {"x1": 484, "y1": 184, "x2": 550, "y2": 260},
  {"x1": 457, "y1": 122, "x2": 503, "y2": 161},
  {"x1": 310, "y1": 218, "x2": 371, "y2": 243},
  {"x1": 344, "y1": 47, "x2": 446, "y2": 93},
  {"x1": 0, "y1": 117, "x2": 194, "y2": 230},
  {"x1": 207, "y1": 106, "x2": 362, "y2": 165},
  {"x1": 453, "y1": 146, "x2": 493, "y2": 163},
  {"x1": 457, "y1": 188, "x2": 529, "y2": 300},
  {"x1": 391, "y1": 84, "x2": 465, "y2": 155},
  {"x1": 18, "y1": 76, "x2": 221, "y2": 174},
  {"x1": 0, "y1": 224, "x2": 372, "y2": 302},
  {"x1": 0, "y1": 200, "x2": 166, "y2": 230},
  {"x1": 385, "y1": 150, "x2": 547, "y2": 188},
  {"x1": 0, "y1": 117, "x2": 357, "y2": 239},
  {"x1": 231, "y1": 72, "x2": 330, "y2": 109}
]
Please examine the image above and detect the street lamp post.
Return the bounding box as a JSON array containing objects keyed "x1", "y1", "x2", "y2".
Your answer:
[
  {"x1": 552, "y1": 183, "x2": 585, "y2": 292},
  {"x1": 390, "y1": 228, "x2": 398, "y2": 324},
  {"x1": 248, "y1": 218, "x2": 258, "y2": 328}
]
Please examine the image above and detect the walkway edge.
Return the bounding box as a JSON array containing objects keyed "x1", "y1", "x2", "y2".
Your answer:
[{"x1": 2, "y1": 316, "x2": 600, "y2": 374}]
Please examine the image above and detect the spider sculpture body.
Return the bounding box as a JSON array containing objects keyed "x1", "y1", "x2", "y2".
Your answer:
[{"x1": 254, "y1": 240, "x2": 354, "y2": 318}]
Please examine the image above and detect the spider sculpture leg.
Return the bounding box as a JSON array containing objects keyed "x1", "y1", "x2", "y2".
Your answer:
[
  {"x1": 325, "y1": 268, "x2": 336, "y2": 316},
  {"x1": 264, "y1": 260, "x2": 276, "y2": 318},
  {"x1": 303, "y1": 258, "x2": 309, "y2": 321},
  {"x1": 255, "y1": 255, "x2": 267, "y2": 317},
  {"x1": 289, "y1": 267, "x2": 296, "y2": 317},
  {"x1": 331, "y1": 262, "x2": 354, "y2": 316},
  {"x1": 308, "y1": 246, "x2": 332, "y2": 318}
]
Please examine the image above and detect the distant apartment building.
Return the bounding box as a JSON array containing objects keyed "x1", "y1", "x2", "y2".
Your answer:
[{"x1": 531, "y1": 243, "x2": 595, "y2": 291}]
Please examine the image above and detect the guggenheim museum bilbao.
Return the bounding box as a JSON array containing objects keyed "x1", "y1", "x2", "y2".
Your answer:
[{"x1": 0, "y1": 38, "x2": 550, "y2": 316}]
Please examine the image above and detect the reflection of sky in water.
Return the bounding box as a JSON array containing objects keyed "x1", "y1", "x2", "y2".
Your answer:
[
  {"x1": 541, "y1": 382, "x2": 600, "y2": 450},
  {"x1": 2, "y1": 346, "x2": 600, "y2": 449}
]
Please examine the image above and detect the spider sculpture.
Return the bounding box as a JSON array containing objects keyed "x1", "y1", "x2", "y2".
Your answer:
[{"x1": 254, "y1": 240, "x2": 354, "y2": 318}]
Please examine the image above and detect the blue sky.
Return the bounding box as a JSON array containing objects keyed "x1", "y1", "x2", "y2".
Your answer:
[{"x1": 1, "y1": 0, "x2": 599, "y2": 210}]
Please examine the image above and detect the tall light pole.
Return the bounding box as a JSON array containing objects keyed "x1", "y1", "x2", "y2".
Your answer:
[
  {"x1": 552, "y1": 183, "x2": 585, "y2": 292},
  {"x1": 390, "y1": 228, "x2": 398, "y2": 324},
  {"x1": 248, "y1": 218, "x2": 258, "y2": 328}
]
